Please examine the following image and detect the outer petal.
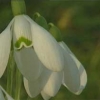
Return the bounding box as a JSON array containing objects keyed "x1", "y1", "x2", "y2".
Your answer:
[
  {"x1": 41, "y1": 91, "x2": 51, "y2": 100},
  {"x1": 0, "y1": 22, "x2": 12, "y2": 78},
  {"x1": 70, "y1": 54, "x2": 87, "y2": 95},
  {"x1": 59, "y1": 41, "x2": 87, "y2": 94},
  {"x1": 24, "y1": 15, "x2": 64, "y2": 72},
  {"x1": 13, "y1": 15, "x2": 32, "y2": 49},
  {"x1": 43, "y1": 71, "x2": 63, "y2": 96},
  {"x1": 0, "y1": 86, "x2": 14, "y2": 100},
  {"x1": 14, "y1": 48, "x2": 43, "y2": 81},
  {"x1": 24, "y1": 67, "x2": 51, "y2": 98}
]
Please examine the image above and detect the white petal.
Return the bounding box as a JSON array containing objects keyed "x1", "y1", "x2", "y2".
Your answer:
[
  {"x1": 59, "y1": 42, "x2": 80, "y2": 93},
  {"x1": 59, "y1": 41, "x2": 87, "y2": 94},
  {"x1": 14, "y1": 48, "x2": 43, "y2": 81},
  {"x1": 0, "y1": 23, "x2": 12, "y2": 78},
  {"x1": 24, "y1": 15, "x2": 64, "y2": 72},
  {"x1": 70, "y1": 54, "x2": 87, "y2": 95},
  {"x1": 43, "y1": 71, "x2": 63, "y2": 96},
  {"x1": 24, "y1": 67, "x2": 51, "y2": 98},
  {"x1": 41, "y1": 91, "x2": 51, "y2": 100},
  {"x1": 0, "y1": 86, "x2": 14, "y2": 100},
  {"x1": 13, "y1": 15, "x2": 32, "y2": 49}
]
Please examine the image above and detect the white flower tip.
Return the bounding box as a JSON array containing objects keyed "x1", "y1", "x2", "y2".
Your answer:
[
  {"x1": 43, "y1": 71, "x2": 63, "y2": 97},
  {"x1": 23, "y1": 78, "x2": 34, "y2": 98},
  {"x1": 41, "y1": 91, "x2": 51, "y2": 100},
  {"x1": 75, "y1": 86, "x2": 85, "y2": 95},
  {"x1": 75, "y1": 68, "x2": 87, "y2": 95}
]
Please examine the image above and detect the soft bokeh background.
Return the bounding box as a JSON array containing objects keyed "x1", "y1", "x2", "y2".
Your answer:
[{"x1": 0, "y1": 0, "x2": 100, "y2": 100}]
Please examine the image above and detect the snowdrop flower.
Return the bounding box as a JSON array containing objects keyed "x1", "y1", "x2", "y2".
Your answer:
[
  {"x1": 0, "y1": 14, "x2": 87, "y2": 100},
  {"x1": 0, "y1": 86, "x2": 14, "y2": 100},
  {"x1": 0, "y1": 14, "x2": 65, "y2": 82}
]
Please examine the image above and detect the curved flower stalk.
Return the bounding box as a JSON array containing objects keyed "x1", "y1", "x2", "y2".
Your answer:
[{"x1": 0, "y1": 85, "x2": 14, "y2": 100}]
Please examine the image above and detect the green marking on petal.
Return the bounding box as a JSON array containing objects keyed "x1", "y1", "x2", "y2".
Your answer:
[{"x1": 15, "y1": 37, "x2": 32, "y2": 49}]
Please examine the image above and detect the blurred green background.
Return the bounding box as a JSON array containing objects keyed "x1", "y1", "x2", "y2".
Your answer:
[{"x1": 0, "y1": 0, "x2": 100, "y2": 100}]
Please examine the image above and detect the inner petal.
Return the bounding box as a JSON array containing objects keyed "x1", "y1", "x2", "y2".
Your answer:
[{"x1": 13, "y1": 15, "x2": 32, "y2": 49}]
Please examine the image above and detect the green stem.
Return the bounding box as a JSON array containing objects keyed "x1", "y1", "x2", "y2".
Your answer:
[
  {"x1": 11, "y1": 0, "x2": 26, "y2": 16},
  {"x1": 7, "y1": 51, "x2": 15, "y2": 96},
  {"x1": 15, "y1": 68, "x2": 23, "y2": 100}
]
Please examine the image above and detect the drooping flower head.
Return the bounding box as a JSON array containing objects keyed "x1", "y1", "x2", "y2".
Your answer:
[
  {"x1": 0, "y1": 13, "x2": 87, "y2": 100},
  {"x1": 0, "y1": 0, "x2": 87, "y2": 100}
]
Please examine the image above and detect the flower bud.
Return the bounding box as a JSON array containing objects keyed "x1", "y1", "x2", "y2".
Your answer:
[
  {"x1": 48, "y1": 23, "x2": 62, "y2": 42},
  {"x1": 33, "y1": 12, "x2": 48, "y2": 30}
]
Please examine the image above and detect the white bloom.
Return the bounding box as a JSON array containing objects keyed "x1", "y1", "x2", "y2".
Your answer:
[
  {"x1": 0, "y1": 14, "x2": 87, "y2": 100},
  {"x1": 59, "y1": 41, "x2": 87, "y2": 95},
  {"x1": 0, "y1": 14, "x2": 64, "y2": 82}
]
